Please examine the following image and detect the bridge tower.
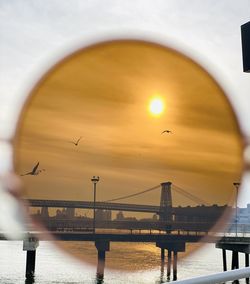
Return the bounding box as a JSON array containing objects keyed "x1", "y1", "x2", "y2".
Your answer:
[{"x1": 159, "y1": 182, "x2": 172, "y2": 222}]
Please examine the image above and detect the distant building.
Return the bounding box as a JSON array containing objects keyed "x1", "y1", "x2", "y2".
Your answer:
[
  {"x1": 138, "y1": 214, "x2": 158, "y2": 222},
  {"x1": 235, "y1": 204, "x2": 250, "y2": 224},
  {"x1": 106, "y1": 210, "x2": 112, "y2": 220},
  {"x1": 55, "y1": 208, "x2": 67, "y2": 218},
  {"x1": 65, "y1": 208, "x2": 75, "y2": 218},
  {"x1": 96, "y1": 209, "x2": 112, "y2": 221},
  {"x1": 116, "y1": 211, "x2": 124, "y2": 220},
  {"x1": 56, "y1": 209, "x2": 63, "y2": 217},
  {"x1": 174, "y1": 205, "x2": 227, "y2": 223},
  {"x1": 115, "y1": 211, "x2": 137, "y2": 221},
  {"x1": 41, "y1": 206, "x2": 49, "y2": 218},
  {"x1": 227, "y1": 204, "x2": 250, "y2": 233},
  {"x1": 123, "y1": 217, "x2": 137, "y2": 221},
  {"x1": 153, "y1": 213, "x2": 158, "y2": 221}
]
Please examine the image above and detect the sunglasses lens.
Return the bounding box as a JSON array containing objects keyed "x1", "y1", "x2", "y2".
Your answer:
[{"x1": 15, "y1": 40, "x2": 243, "y2": 270}]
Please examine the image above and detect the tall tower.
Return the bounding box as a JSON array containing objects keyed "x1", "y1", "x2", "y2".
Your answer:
[{"x1": 159, "y1": 182, "x2": 172, "y2": 222}]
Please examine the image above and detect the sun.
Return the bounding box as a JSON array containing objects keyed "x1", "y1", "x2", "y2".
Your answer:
[{"x1": 149, "y1": 97, "x2": 165, "y2": 116}]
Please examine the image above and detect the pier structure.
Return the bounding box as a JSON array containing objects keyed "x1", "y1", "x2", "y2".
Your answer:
[
  {"x1": 216, "y1": 237, "x2": 250, "y2": 283},
  {"x1": 156, "y1": 241, "x2": 185, "y2": 280},
  {"x1": 15, "y1": 181, "x2": 250, "y2": 281},
  {"x1": 95, "y1": 240, "x2": 110, "y2": 279},
  {"x1": 17, "y1": 232, "x2": 250, "y2": 282},
  {"x1": 23, "y1": 234, "x2": 39, "y2": 280}
]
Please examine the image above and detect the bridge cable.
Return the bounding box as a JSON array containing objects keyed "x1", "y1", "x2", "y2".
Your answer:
[
  {"x1": 172, "y1": 184, "x2": 209, "y2": 205},
  {"x1": 172, "y1": 184, "x2": 210, "y2": 206},
  {"x1": 103, "y1": 184, "x2": 161, "y2": 203}
]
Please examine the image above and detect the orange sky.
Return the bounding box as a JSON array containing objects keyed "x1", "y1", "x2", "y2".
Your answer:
[{"x1": 15, "y1": 40, "x2": 243, "y2": 208}]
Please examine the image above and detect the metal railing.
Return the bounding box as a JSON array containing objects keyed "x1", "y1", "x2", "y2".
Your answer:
[{"x1": 174, "y1": 267, "x2": 250, "y2": 283}]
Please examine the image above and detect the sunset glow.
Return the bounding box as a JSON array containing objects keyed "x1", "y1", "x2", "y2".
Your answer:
[
  {"x1": 17, "y1": 40, "x2": 243, "y2": 212},
  {"x1": 149, "y1": 97, "x2": 164, "y2": 116}
]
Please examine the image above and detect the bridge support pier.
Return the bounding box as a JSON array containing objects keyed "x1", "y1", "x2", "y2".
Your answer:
[
  {"x1": 23, "y1": 235, "x2": 39, "y2": 280},
  {"x1": 95, "y1": 240, "x2": 110, "y2": 280},
  {"x1": 156, "y1": 241, "x2": 185, "y2": 281}
]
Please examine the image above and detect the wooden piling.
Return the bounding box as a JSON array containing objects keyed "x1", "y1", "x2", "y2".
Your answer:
[
  {"x1": 25, "y1": 250, "x2": 36, "y2": 279},
  {"x1": 97, "y1": 250, "x2": 106, "y2": 278},
  {"x1": 23, "y1": 235, "x2": 39, "y2": 280},
  {"x1": 156, "y1": 241, "x2": 185, "y2": 282},
  {"x1": 95, "y1": 240, "x2": 110, "y2": 279},
  {"x1": 167, "y1": 250, "x2": 172, "y2": 279},
  {"x1": 173, "y1": 251, "x2": 178, "y2": 281},
  {"x1": 231, "y1": 251, "x2": 240, "y2": 284},
  {"x1": 231, "y1": 251, "x2": 239, "y2": 270},
  {"x1": 245, "y1": 253, "x2": 249, "y2": 267},
  {"x1": 222, "y1": 249, "x2": 227, "y2": 271},
  {"x1": 246, "y1": 253, "x2": 249, "y2": 283},
  {"x1": 161, "y1": 248, "x2": 165, "y2": 261},
  {"x1": 160, "y1": 258, "x2": 165, "y2": 284}
]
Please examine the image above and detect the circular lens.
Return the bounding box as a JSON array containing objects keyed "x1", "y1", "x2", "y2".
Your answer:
[{"x1": 14, "y1": 40, "x2": 243, "y2": 273}]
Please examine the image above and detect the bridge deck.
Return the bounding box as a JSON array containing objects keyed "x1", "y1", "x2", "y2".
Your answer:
[
  {"x1": 1, "y1": 231, "x2": 249, "y2": 245},
  {"x1": 27, "y1": 199, "x2": 160, "y2": 213},
  {"x1": 15, "y1": 232, "x2": 249, "y2": 244},
  {"x1": 52, "y1": 232, "x2": 214, "y2": 242}
]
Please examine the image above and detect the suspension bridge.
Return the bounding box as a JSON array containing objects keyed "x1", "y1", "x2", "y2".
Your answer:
[
  {"x1": 27, "y1": 181, "x2": 225, "y2": 232},
  {"x1": 28, "y1": 182, "x2": 210, "y2": 211}
]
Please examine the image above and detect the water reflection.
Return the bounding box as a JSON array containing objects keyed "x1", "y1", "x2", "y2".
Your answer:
[
  {"x1": 25, "y1": 277, "x2": 35, "y2": 284},
  {"x1": 96, "y1": 274, "x2": 104, "y2": 284},
  {"x1": 158, "y1": 260, "x2": 165, "y2": 284}
]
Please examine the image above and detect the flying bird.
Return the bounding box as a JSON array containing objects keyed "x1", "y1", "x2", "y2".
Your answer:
[
  {"x1": 21, "y1": 162, "x2": 45, "y2": 176},
  {"x1": 161, "y1": 130, "x2": 173, "y2": 134},
  {"x1": 67, "y1": 136, "x2": 83, "y2": 146}
]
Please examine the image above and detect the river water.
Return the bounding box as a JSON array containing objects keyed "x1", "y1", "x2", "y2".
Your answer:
[{"x1": 0, "y1": 240, "x2": 247, "y2": 283}]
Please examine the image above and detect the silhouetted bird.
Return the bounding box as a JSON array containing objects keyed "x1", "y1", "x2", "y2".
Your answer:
[
  {"x1": 21, "y1": 162, "x2": 45, "y2": 176},
  {"x1": 161, "y1": 130, "x2": 173, "y2": 134},
  {"x1": 68, "y1": 136, "x2": 83, "y2": 146}
]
